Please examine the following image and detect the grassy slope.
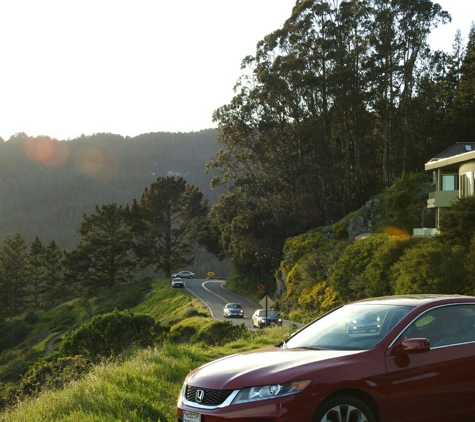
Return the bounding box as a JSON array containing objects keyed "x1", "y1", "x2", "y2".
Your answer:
[{"x1": 0, "y1": 279, "x2": 295, "y2": 421}]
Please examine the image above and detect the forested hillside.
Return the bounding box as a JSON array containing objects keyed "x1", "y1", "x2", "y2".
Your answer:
[
  {"x1": 204, "y1": 1, "x2": 475, "y2": 294},
  {"x1": 0, "y1": 129, "x2": 221, "y2": 251}
]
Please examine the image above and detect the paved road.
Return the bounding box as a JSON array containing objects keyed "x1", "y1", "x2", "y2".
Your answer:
[{"x1": 184, "y1": 278, "x2": 303, "y2": 329}]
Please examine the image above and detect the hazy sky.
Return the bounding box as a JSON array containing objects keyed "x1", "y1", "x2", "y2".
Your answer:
[{"x1": 0, "y1": 0, "x2": 472, "y2": 141}]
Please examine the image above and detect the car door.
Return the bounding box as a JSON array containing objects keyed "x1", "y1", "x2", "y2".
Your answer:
[{"x1": 384, "y1": 304, "x2": 475, "y2": 422}]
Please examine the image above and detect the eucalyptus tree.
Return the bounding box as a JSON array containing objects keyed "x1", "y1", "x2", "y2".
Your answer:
[
  {"x1": 451, "y1": 24, "x2": 475, "y2": 142},
  {"x1": 207, "y1": 0, "x2": 453, "y2": 290},
  {"x1": 366, "y1": 0, "x2": 450, "y2": 181},
  {"x1": 392, "y1": 0, "x2": 450, "y2": 175},
  {"x1": 132, "y1": 176, "x2": 208, "y2": 278},
  {"x1": 208, "y1": 0, "x2": 375, "y2": 287}
]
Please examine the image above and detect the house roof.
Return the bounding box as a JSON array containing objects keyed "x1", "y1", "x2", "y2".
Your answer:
[
  {"x1": 428, "y1": 143, "x2": 475, "y2": 162},
  {"x1": 425, "y1": 143, "x2": 475, "y2": 171}
]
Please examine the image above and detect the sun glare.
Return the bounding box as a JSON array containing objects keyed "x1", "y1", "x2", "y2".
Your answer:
[{"x1": 24, "y1": 137, "x2": 70, "y2": 168}]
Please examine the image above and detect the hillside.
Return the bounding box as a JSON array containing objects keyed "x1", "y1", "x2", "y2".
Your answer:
[
  {"x1": 0, "y1": 130, "x2": 222, "y2": 251},
  {"x1": 0, "y1": 277, "x2": 295, "y2": 420}
]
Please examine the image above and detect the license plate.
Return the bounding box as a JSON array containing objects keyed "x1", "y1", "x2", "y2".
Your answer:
[{"x1": 183, "y1": 411, "x2": 201, "y2": 422}]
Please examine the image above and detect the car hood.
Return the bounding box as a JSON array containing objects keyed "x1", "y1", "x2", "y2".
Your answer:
[{"x1": 186, "y1": 345, "x2": 361, "y2": 390}]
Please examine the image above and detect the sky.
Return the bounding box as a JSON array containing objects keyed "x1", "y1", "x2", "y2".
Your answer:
[{"x1": 0, "y1": 0, "x2": 473, "y2": 142}]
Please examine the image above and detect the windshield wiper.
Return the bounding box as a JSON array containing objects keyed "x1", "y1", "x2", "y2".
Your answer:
[{"x1": 299, "y1": 346, "x2": 327, "y2": 350}]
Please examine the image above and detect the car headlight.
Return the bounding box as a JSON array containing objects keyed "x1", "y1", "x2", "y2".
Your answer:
[{"x1": 232, "y1": 380, "x2": 311, "y2": 404}]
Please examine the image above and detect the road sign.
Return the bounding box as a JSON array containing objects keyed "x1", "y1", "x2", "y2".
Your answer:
[
  {"x1": 259, "y1": 295, "x2": 275, "y2": 309},
  {"x1": 257, "y1": 283, "x2": 265, "y2": 294},
  {"x1": 207, "y1": 271, "x2": 215, "y2": 277}
]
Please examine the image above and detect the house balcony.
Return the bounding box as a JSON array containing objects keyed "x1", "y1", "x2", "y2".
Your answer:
[
  {"x1": 412, "y1": 228, "x2": 439, "y2": 237},
  {"x1": 427, "y1": 190, "x2": 458, "y2": 208}
]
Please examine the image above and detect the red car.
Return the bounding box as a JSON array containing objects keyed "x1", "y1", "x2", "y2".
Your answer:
[{"x1": 177, "y1": 295, "x2": 475, "y2": 422}]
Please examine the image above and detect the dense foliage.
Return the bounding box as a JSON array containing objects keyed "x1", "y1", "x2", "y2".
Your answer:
[
  {"x1": 277, "y1": 192, "x2": 475, "y2": 322},
  {"x1": 205, "y1": 1, "x2": 475, "y2": 291}
]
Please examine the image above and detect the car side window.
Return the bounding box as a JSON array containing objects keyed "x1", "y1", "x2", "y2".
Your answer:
[{"x1": 403, "y1": 304, "x2": 475, "y2": 347}]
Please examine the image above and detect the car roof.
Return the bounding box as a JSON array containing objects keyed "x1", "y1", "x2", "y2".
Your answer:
[{"x1": 352, "y1": 294, "x2": 475, "y2": 307}]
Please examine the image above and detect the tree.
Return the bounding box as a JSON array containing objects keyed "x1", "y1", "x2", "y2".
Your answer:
[
  {"x1": 330, "y1": 234, "x2": 389, "y2": 301},
  {"x1": 26, "y1": 236, "x2": 45, "y2": 311},
  {"x1": 72, "y1": 203, "x2": 138, "y2": 296},
  {"x1": 376, "y1": 172, "x2": 435, "y2": 234},
  {"x1": 0, "y1": 234, "x2": 29, "y2": 316},
  {"x1": 133, "y1": 176, "x2": 208, "y2": 277},
  {"x1": 392, "y1": 239, "x2": 465, "y2": 294},
  {"x1": 451, "y1": 24, "x2": 475, "y2": 142},
  {"x1": 436, "y1": 195, "x2": 475, "y2": 249},
  {"x1": 39, "y1": 240, "x2": 65, "y2": 306}
]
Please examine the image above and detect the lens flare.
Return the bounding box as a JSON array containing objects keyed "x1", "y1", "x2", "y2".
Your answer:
[
  {"x1": 384, "y1": 227, "x2": 410, "y2": 238},
  {"x1": 24, "y1": 137, "x2": 70, "y2": 167},
  {"x1": 75, "y1": 146, "x2": 119, "y2": 180}
]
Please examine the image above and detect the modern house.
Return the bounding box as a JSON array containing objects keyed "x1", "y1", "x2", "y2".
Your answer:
[{"x1": 414, "y1": 142, "x2": 475, "y2": 237}]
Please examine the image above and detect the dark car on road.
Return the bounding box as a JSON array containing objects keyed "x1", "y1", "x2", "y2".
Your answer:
[
  {"x1": 251, "y1": 309, "x2": 282, "y2": 328},
  {"x1": 177, "y1": 294, "x2": 475, "y2": 422},
  {"x1": 223, "y1": 303, "x2": 244, "y2": 318}
]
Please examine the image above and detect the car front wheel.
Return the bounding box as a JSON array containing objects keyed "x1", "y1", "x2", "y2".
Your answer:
[{"x1": 314, "y1": 394, "x2": 376, "y2": 422}]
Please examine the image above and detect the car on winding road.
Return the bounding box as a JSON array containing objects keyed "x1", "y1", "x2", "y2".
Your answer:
[
  {"x1": 251, "y1": 309, "x2": 282, "y2": 328},
  {"x1": 173, "y1": 271, "x2": 195, "y2": 279},
  {"x1": 171, "y1": 277, "x2": 185, "y2": 288},
  {"x1": 177, "y1": 294, "x2": 475, "y2": 422},
  {"x1": 223, "y1": 303, "x2": 244, "y2": 318}
]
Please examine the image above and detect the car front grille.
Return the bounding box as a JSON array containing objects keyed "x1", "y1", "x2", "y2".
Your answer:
[{"x1": 185, "y1": 385, "x2": 234, "y2": 406}]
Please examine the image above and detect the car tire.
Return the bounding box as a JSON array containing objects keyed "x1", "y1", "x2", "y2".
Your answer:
[{"x1": 313, "y1": 394, "x2": 376, "y2": 422}]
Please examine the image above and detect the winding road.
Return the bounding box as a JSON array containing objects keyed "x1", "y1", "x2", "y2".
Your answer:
[{"x1": 184, "y1": 278, "x2": 303, "y2": 329}]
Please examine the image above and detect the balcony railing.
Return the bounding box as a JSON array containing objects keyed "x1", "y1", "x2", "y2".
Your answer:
[
  {"x1": 427, "y1": 190, "x2": 458, "y2": 208},
  {"x1": 413, "y1": 228, "x2": 439, "y2": 237}
]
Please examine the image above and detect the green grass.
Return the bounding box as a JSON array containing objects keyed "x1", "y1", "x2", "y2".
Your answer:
[
  {"x1": 0, "y1": 277, "x2": 295, "y2": 421},
  {"x1": 0, "y1": 329, "x2": 294, "y2": 421}
]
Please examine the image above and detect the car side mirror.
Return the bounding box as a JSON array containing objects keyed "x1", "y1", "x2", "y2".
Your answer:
[{"x1": 396, "y1": 338, "x2": 430, "y2": 355}]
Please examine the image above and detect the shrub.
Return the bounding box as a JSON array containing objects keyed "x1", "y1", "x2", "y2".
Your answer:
[
  {"x1": 0, "y1": 323, "x2": 31, "y2": 353},
  {"x1": 59, "y1": 309, "x2": 163, "y2": 359},
  {"x1": 392, "y1": 239, "x2": 466, "y2": 294},
  {"x1": 23, "y1": 311, "x2": 38, "y2": 324},
  {"x1": 190, "y1": 321, "x2": 247, "y2": 346},
  {"x1": 168, "y1": 325, "x2": 197, "y2": 344},
  {"x1": 19, "y1": 354, "x2": 94, "y2": 398},
  {"x1": 437, "y1": 195, "x2": 475, "y2": 249}
]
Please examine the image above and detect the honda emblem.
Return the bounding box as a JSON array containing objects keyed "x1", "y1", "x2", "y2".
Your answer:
[{"x1": 196, "y1": 389, "x2": 205, "y2": 403}]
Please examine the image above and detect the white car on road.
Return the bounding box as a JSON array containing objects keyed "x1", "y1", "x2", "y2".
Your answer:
[{"x1": 172, "y1": 271, "x2": 195, "y2": 279}]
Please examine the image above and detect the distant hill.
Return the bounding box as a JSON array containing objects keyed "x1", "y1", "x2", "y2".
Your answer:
[{"x1": 0, "y1": 129, "x2": 223, "y2": 251}]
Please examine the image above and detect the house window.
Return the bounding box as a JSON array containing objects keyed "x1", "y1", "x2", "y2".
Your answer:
[{"x1": 442, "y1": 174, "x2": 458, "y2": 191}]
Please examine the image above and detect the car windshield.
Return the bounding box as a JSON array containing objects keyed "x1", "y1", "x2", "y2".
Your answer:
[
  {"x1": 259, "y1": 310, "x2": 278, "y2": 317},
  {"x1": 227, "y1": 304, "x2": 241, "y2": 309},
  {"x1": 285, "y1": 304, "x2": 413, "y2": 351}
]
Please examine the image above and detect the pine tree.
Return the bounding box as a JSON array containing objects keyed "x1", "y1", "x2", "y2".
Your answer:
[
  {"x1": 26, "y1": 236, "x2": 45, "y2": 310},
  {"x1": 39, "y1": 240, "x2": 65, "y2": 306},
  {"x1": 72, "y1": 203, "x2": 138, "y2": 296},
  {"x1": 0, "y1": 233, "x2": 28, "y2": 316},
  {"x1": 133, "y1": 176, "x2": 209, "y2": 277}
]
